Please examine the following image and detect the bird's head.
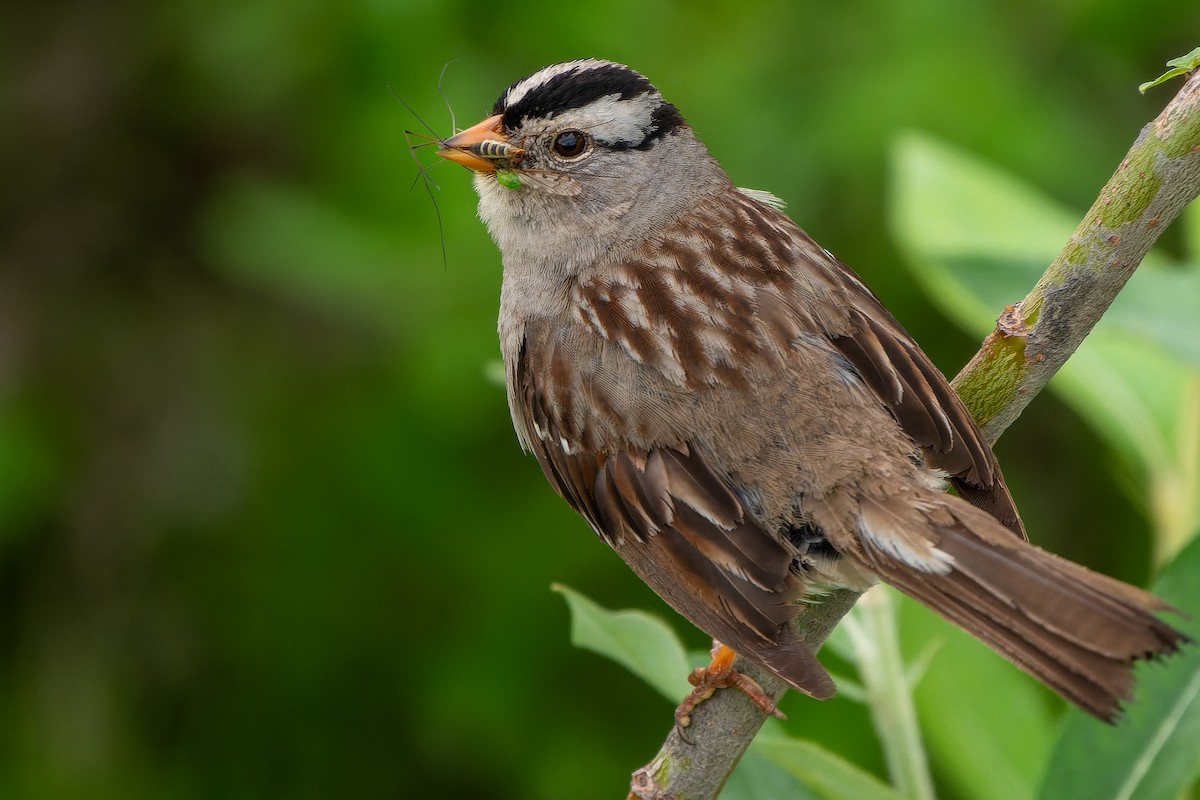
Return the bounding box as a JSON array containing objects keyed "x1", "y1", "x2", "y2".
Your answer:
[{"x1": 439, "y1": 59, "x2": 728, "y2": 266}]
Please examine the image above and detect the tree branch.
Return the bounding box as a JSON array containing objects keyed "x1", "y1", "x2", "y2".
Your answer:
[
  {"x1": 953, "y1": 67, "x2": 1200, "y2": 440},
  {"x1": 628, "y1": 590, "x2": 859, "y2": 800},
  {"x1": 628, "y1": 66, "x2": 1200, "y2": 800}
]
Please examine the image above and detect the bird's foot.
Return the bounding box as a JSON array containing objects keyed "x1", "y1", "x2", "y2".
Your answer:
[{"x1": 674, "y1": 642, "x2": 785, "y2": 737}]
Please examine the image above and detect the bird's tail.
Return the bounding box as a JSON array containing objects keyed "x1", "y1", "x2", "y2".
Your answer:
[{"x1": 856, "y1": 496, "x2": 1187, "y2": 721}]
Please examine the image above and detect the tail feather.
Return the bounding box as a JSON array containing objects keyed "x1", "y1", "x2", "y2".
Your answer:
[
  {"x1": 865, "y1": 500, "x2": 1188, "y2": 722},
  {"x1": 737, "y1": 629, "x2": 838, "y2": 700}
]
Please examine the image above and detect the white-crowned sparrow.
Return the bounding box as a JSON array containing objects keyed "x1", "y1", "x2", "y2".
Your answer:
[{"x1": 438, "y1": 59, "x2": 1184, "y2": 721}]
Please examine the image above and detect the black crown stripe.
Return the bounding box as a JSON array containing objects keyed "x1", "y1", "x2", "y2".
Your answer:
[{"x1": 492, "y1": 63, "x2": 686, "y2": 149}]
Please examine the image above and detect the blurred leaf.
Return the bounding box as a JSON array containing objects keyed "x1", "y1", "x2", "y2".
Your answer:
[
  {"x1": 1037, "y1": 533, "x2": 1200, "y2": 800},
  {"x1": 904, "y1": 639, "x2": 943, "y2": 691},
  {"x1": 824, "y1": 671, "x2": 868, "y2": 704},
  {"x1": 890, "y1": 133, "x2": 1200, "y2": 557},
  {"x1": 820, "y1": 627, "x2": 871, "y2": 701},
  {"x1": 840, "y1": 588, "x2": 936, "y2": 800},
  {"x1": 890, "y1": 132, "x2": 1172, "y2": 335},
  {"x1": 0, "y1": 404, "x2": 56, "y2": 544},
  {"x1": 823, "y1": 618, "x2": 859, "y2": 662},
  {"x1": 722, "y1": 744, "x2": 822, "y2": 800},
  {"x1": 551, "y1": 584, "x2": 691, "y2": 703},
  {"x1": 900, "y1": 595, "x2": 1054, "y2": 800},
  {"x1": 200, "y1": 175, "x2": 411, "y2": 322},
  {"x1": 1103, "y1": 267, "x2": 1200, "y2": 368},
  {"x1": 889, "y1": 132, "x2": 1080, "y2": 332},
  {"x1": 1053, "y1": 347, "x2": 1200, "y2": 561},
  {"x1": 1050, "y1": 336, "x2": 1189, "y2": 485},
  {"x1": 1186, "y1": 199, "x2": 1200, "y2": 262},
  {"x1": 753, "y1": 736, "x2": 906, "y2": 800}
]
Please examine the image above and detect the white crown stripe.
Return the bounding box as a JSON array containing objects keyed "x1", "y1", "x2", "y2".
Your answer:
[{"x1": 503, "y1": 59, "x2": 614, "y2": 110}]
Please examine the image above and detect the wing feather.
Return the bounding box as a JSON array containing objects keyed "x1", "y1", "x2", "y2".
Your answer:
[
  {"x1": 516, "y1": 337, "x2": 833, "y2": 696},
  {"x1": 812, "y1": 249, "x2": 1024, "y2": 538}
]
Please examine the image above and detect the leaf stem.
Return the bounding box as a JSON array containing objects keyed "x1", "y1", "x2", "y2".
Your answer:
[{"x1": 847, "y1": 589, "x2": 936, "y2": 800}]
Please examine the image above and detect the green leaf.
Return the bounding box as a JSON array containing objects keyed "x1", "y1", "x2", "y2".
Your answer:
[
  {"x1": 841, "y1": 588, "x2": 937, "y2": 800},
  {"x1": 890, "y1": 132, "x2": 1172, "y2": 337},
  {"x1": 889, "y1": 133, "x2": 1200, "y2": 556},
  {"x1": 824, "y1": 671, "x2": 868, "y2": 704},
  {"x1": 1185, "y1": 197, "x2": 1200, "y2": 262},
  {"x1": 1037, "y1": 532, "x2": 1200, "y2": 800},
  {"x1": 900, "y1": 595, "x2": 1054, "y2": 800},
  {"x1": 823, "y1": 617, "x2": 859, "y2": 662},
  {"x1": 1101, "y1": 267, "x2": 1200, "y2": 369},
  {"x1": 551, "y1": 584, "x2": 691, "y2": 703},
  {"x1": 1139, "y1": 47, "x2": 1200, "y2": 93},
  {"x1": 904, "y1": 639, "x2": 943, "y2": 691},
  {"x1": 722, "y1": 744, "x2": 822, "y2": 800},
  {"x1": 888, "y1": 132, "x2": 1079, "y2": 336},
  {"x1": 753, "y1": 735, "x2": 907, "y2": 800}
]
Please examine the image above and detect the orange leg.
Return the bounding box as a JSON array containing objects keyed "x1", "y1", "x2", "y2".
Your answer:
[{"x1": 674, "y1": 642, "x2": 786, "y2": 732}]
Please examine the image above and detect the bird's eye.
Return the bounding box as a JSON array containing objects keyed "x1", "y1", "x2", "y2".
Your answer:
[{"x1": 551, "y1": 130, "x2": 590, "y2": 159}]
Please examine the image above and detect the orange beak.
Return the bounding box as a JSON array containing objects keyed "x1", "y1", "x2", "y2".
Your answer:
[{"x1": 437, "y1": 114, "x2": 508, "y2": 173}]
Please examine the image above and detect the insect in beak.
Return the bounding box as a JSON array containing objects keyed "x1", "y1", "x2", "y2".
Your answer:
[{"x1": 438, "y1": 114, "x2": 524, "y2": 173}]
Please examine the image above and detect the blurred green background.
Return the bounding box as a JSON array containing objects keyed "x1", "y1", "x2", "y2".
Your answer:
[{"x1": 3, "y1": 2, "x2": 1199, "y2": 798}]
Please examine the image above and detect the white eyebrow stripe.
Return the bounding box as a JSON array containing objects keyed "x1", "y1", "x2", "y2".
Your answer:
[{"x1": 536, "y1": 92, "x2": 661, "y2": 146}]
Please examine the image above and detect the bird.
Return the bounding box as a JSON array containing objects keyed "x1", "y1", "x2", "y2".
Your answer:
[{"x1": 436, "y1": 58, "x2": 1186, "y2": 722}]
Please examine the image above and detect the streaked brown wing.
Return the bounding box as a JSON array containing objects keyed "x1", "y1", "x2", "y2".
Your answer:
[
  {"x1": 515, "y1": 341, "x2": 835, "y2": 698},
  {"x1": 790, "y1": 227, "x2": 1026, "y2": 539}
]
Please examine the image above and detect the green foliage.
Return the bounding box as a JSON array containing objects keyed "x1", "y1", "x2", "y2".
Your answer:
[
  {"x1": 721, "y1": 744, "x2": 823, "y2": 800},
  {"x1": 555, "y1": 585, "x2": 903, "y2": 800},
  {"x1": 840, "y1": 590, "x2": 936, "y2": 800},
  {"x1": 888, "y1": 129, "x2": 1200, "y2": 800},
  {"x1": 753, "y1": 737, "x2": 907, "y2": 800},
  {"x1": 552, "y1": 584, "x2": 691, "y2": 703},
  {"x1": 891, "y1": 133, "x2": 1200, "y2": 561},
  {"x1": 899, "y1": 593, "x2": 1056, "y2": 800},
  {"x1": 5, "y1": 3, "x2": 1200, "y2": 799},
  {"x1": 0, "y1": 402, "x2": 57, "y2": 545},
  {"x1": 1039, "y1": 533, "x2": 1200, "y2": 800},
  {"x1": 558, "y1": 547, "x2": 1200, "y2": 799}
]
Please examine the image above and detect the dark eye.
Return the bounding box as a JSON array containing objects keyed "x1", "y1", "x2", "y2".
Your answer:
[{"x1": 551, "y1": 130, "x2": 589, "y2": 158}]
